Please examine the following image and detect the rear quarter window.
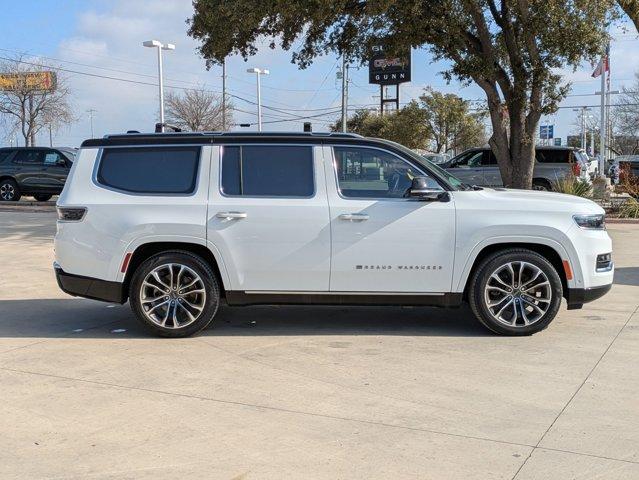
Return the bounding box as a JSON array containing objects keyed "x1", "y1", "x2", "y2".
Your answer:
[
  {"x1": 0, "y1": 150, "x2": 13, "y2": 163},
  {"x1": 536, "y1": 149, "x2": 572, "y2": 163},
  {"x1": 97, "y1": 146, "x2": 200, "y2": 194}
]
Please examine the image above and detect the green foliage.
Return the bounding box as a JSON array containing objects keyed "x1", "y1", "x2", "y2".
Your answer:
[
  {"x1": 331, "y1": 101, "x2": 429, "y2": 150},
  {"x1": 419, "y1": 87, "x2": 486, "y2": 154},
  {"x1": 619, "y1": 197, "x2": 639, "y2": 218},
  {"x1": 618, "y1": 1, "x2": 639, "y2": 31},
  {"x1": 552, "y1": 175, "x2": 593, "y2": 198}
]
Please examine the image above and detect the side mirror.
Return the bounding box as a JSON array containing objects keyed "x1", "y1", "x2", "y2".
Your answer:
[
  {"x1": 56, "y1": 158, "x2": 66, "y2": 166},
  {"x1": 408, "y1": 177, "x2": 449, "y2": 202}
]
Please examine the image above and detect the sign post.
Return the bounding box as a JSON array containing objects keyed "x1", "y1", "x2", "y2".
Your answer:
[
  {"x1": 368, "y1": 45, "x2": 411, "y2": 115},
  {"x1": 539, "y1": 125, "x2": 554, "y2": 145}
]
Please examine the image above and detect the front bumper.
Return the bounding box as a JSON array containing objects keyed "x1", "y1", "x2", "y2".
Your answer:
[
  {"x1": 54, "y1": 263, "x2": 126, "y2": 304},
  {"x1": 566, "y1": 284, "x2": 612, "y2": 310}
]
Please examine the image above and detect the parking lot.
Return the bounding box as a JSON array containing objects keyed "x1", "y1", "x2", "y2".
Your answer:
[{"x1": 0, "y1": 210, "x2": 638, "y2": 479}]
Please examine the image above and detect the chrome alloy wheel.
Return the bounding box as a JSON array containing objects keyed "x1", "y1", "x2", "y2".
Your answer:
[
  {"x1": 139, "y1": 263, "x2": 206, "y2": 329},
  {"x1": 483, "y1": 261, "x2": 552, "y2": 327},
  {"x1": 0, "y1": 183, "x2": 15, "y2": 200}
]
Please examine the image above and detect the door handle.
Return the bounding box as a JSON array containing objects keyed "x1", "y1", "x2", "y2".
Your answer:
[
  {"x1": 216, "y1": 211, "x2": 247, "y2": 220},
  {"x1": 339, "y1": 213, "x2": 369, "y2": 221}
]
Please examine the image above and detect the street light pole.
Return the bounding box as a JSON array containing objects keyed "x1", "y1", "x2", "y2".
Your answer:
[
  {"x1": 143, "y1": 40, "x2": 175, "y2": 132},
  {"x1": 87, "y1": 109, "x2": 96, "y2": 138},
  {"x1": 247, "y1": 68, "x2": 269, "y2": 131}
]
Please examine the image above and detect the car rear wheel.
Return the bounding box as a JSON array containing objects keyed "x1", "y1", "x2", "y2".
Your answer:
[
  {"x1": 0, "y1": 179, "x2": 20, "y2": 201},
  {"x1": 129, "y1": 251, "x2": 220, "y2": 337},
  {"x1": 469, "y1": 249, "x2": 563, "y2": 335},
  {"x1": 532, "y1": 180, "x2": 551, "y2": 191},
  {"x1": 33, "y1": 194, "x2": 52, "y2": 202}
]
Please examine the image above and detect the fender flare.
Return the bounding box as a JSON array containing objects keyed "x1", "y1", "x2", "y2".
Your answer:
[
  {"x1": 453, "y1": 235, "x2": 581, "y2": 292},
  {"x1": 114, "y1": 235, "x2": 232, "y2": 289}
]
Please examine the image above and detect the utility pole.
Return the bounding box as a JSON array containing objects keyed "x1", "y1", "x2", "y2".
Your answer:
[
  {"x1": 340, "y1": 55, "x2": 349, "y2": 132},
  {"x1": 49, "y1": 124, "x2": 52, "y2": 147},
  {"x1": 87, "y1": 109, "x2": 97, "y2": 138},
  {"x1": 222, "y1": 58, "x2": 227, "y2": 131}
]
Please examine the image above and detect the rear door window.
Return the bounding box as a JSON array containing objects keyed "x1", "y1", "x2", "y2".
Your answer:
[
  {"x1": 14, "y1": 150, "x2": 45, "y2": 165},
  {"x1": 97, "y1": 146, "x2": 200, "y2": 194},
  {"x1": 220, "y1": 145, "x2": 314, "y2": 197}
]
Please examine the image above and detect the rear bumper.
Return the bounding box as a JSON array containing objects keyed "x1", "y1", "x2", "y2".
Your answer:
[
  {"x1": 54, "y1": 263, "x2": 126, "y2": 304},
  {"x1": 566, "y1": 284, "x2": 612, "y2": 310}
]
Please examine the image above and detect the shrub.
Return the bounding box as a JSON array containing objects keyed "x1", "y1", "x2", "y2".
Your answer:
[
  {"x1": 552, "y1": 175, "x2": 592, "y2": 198},
  {"x1": 619, "y1": 197, "x2": 639, "y2": 218}
]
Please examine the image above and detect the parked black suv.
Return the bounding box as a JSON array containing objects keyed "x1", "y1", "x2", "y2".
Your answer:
[{"x1": 0, "y1": 147, "x2": 76, "y2": 201}]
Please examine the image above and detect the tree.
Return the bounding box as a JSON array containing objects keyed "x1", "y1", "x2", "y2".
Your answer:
[
  {"x1": 618, "y1": 1, "x2": 639, "y2": 30},
  {"x1": 616, "y1": 73, "x2": 639, "y2": 154},
  {"x1": 331, "y1": 101, "x2": 430, "y2": 149},
  {"x1": 165, "y1": 88, "x2": 231, "y2": 131},
  {"x1": 419, "y1": 88, "x2": 486, "y2": 155},
  {"x1": 188, "y1": 0, "x2": 613, "y2": 189},
  {"x1": 0, "y1": 56, "x2": 73, "y2": 146}
]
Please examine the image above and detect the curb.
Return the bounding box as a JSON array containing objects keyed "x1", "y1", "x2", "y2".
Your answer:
[{"x1": 606, "y1": 218, "x2": 639, "y2": 224}]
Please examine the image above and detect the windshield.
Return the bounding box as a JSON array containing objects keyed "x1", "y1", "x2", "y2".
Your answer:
[{"x1": 59, "y1": 148, "x2": 77, "y2": 162}]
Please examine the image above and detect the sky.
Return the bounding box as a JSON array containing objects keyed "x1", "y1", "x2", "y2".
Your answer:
[{"x1": 1, "y1": 0, "x2": 638, "y2": 149}]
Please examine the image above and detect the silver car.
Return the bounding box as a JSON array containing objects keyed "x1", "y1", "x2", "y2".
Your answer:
[{"x1": 442, "y1": 147, "x2": 592, "y2": 190}]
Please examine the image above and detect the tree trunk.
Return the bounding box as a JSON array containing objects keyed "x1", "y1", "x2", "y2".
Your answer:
[{"x1": 618, "y1": 1, "x2": 639, "y2": 32}]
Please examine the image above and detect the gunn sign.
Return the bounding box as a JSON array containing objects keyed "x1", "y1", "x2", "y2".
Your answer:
[{"x1": 368, "y1": 45, "x2": 411, "y2": 85}]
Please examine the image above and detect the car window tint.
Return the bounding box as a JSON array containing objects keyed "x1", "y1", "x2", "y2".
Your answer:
[
  {"x1": 453, "y1": 151, "x2": 485, "y2": 167},
  {"x1": 97, "y1": 147, "x2": 200, "y2": 194},
  {"x1": 0, "y1": 150, "x2": 13, "y2": 162},
  {"x1": 44, "y1": 152, "x2": 62, "y2": 165},
  {"x1": 485, "y1": 151, "x2": 498, "y2": 165},
  {"x1": 14, "y1": 150, "x2": 44, "y2": 164},
  {"x1": 333, "y1": 146, "x2": 440, "y2": 198},
  {"x1": 220, "y1": 145, "x2": 314, "y2": 197},
  {"x1": 536, "y1": 149, "x2": 570, "y2": 163}
]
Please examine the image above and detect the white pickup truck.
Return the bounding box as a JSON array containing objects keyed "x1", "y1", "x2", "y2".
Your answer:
[{"x1": 54, "y1": 132, "x2": 613, "y2": 337}]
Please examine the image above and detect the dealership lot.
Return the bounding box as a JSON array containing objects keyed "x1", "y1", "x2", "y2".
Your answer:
[{"x1": 0, "y1": 211, "x2": 638, "y2": 479}]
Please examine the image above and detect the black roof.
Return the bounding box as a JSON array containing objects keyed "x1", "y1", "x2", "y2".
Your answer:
[{"x1": 81, "y1": 131, "x2": 363, "y2": 148}]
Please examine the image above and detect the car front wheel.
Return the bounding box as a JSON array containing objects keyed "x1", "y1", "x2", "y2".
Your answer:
[
  {"x1": 469, "y1": 249, "x2": 563, "y2": 335},
  {"x1": 129, "y1": 251, "x2": 220, "y2": 337}
]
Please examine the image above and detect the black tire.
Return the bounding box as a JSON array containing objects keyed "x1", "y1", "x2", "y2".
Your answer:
[
  {"x1": 468, "y1": 248, "x2": 563, "y2": 336},
  {"x1": 129, "y1": 250, "x2": 220, "y2": 338},
  {"x1": 532, "y1": 180, "x2": 552, "y2": 191},
  {"x1": 0, "y1": 178, "x2": 20, "y2": 201},
  {"x1": 33, "y1": 194, "x2": 52, "y2": 202}
]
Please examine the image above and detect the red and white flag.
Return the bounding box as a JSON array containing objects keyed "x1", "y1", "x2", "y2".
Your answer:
[{"x1": 592, "y1": 46, "x2": 610, "y2": 78}]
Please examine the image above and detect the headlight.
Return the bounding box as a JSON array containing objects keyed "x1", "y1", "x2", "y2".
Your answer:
[{"x1": 573, "y1": 214, "x2": 605, "y2": 230}]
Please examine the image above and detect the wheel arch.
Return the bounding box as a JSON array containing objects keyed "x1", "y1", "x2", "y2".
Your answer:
[
  {"x1": 532, "y1": 178, "x2": 553, "y2": 190},
  {"x1": 122, "y1": 241, "x2": 229, "y2": 301},
  {"x1": 458, "y1": 241, "x2": 570, "y2": 300}
]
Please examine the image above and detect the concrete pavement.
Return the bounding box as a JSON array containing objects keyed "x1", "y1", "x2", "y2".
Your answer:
[{"x1": 0, "y1": 212, "x2": 638, "y2": 479}]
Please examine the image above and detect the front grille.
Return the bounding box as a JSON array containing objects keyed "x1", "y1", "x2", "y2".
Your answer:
[{"x1": 596, "y1": 253, "x2": 613, "y2": 272}]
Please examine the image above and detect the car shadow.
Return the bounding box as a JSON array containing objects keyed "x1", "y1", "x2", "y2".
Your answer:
[
  {"x1": 0, "y1": 298, "x2": 489, "y2": 339},
  {"x1": 613, "y1": 267, "x2": 639, "y2": 287}
]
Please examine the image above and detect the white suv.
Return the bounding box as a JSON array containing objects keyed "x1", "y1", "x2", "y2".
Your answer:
[{"x1": 54, "y1": 132, "x2": 614, "y2": 337}]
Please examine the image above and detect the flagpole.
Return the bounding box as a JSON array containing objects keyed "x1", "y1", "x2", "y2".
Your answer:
[{"x1": 599, "y1": 57, "x2": 606, "y2": 177}]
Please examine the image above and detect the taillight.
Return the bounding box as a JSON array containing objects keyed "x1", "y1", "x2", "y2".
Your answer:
[
  {"x1": 57, "y1": 207, "x2": 87, "y2": 222},
  {"x1": 572, "y1": 162, "x2": 581, "y2": 176}
]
